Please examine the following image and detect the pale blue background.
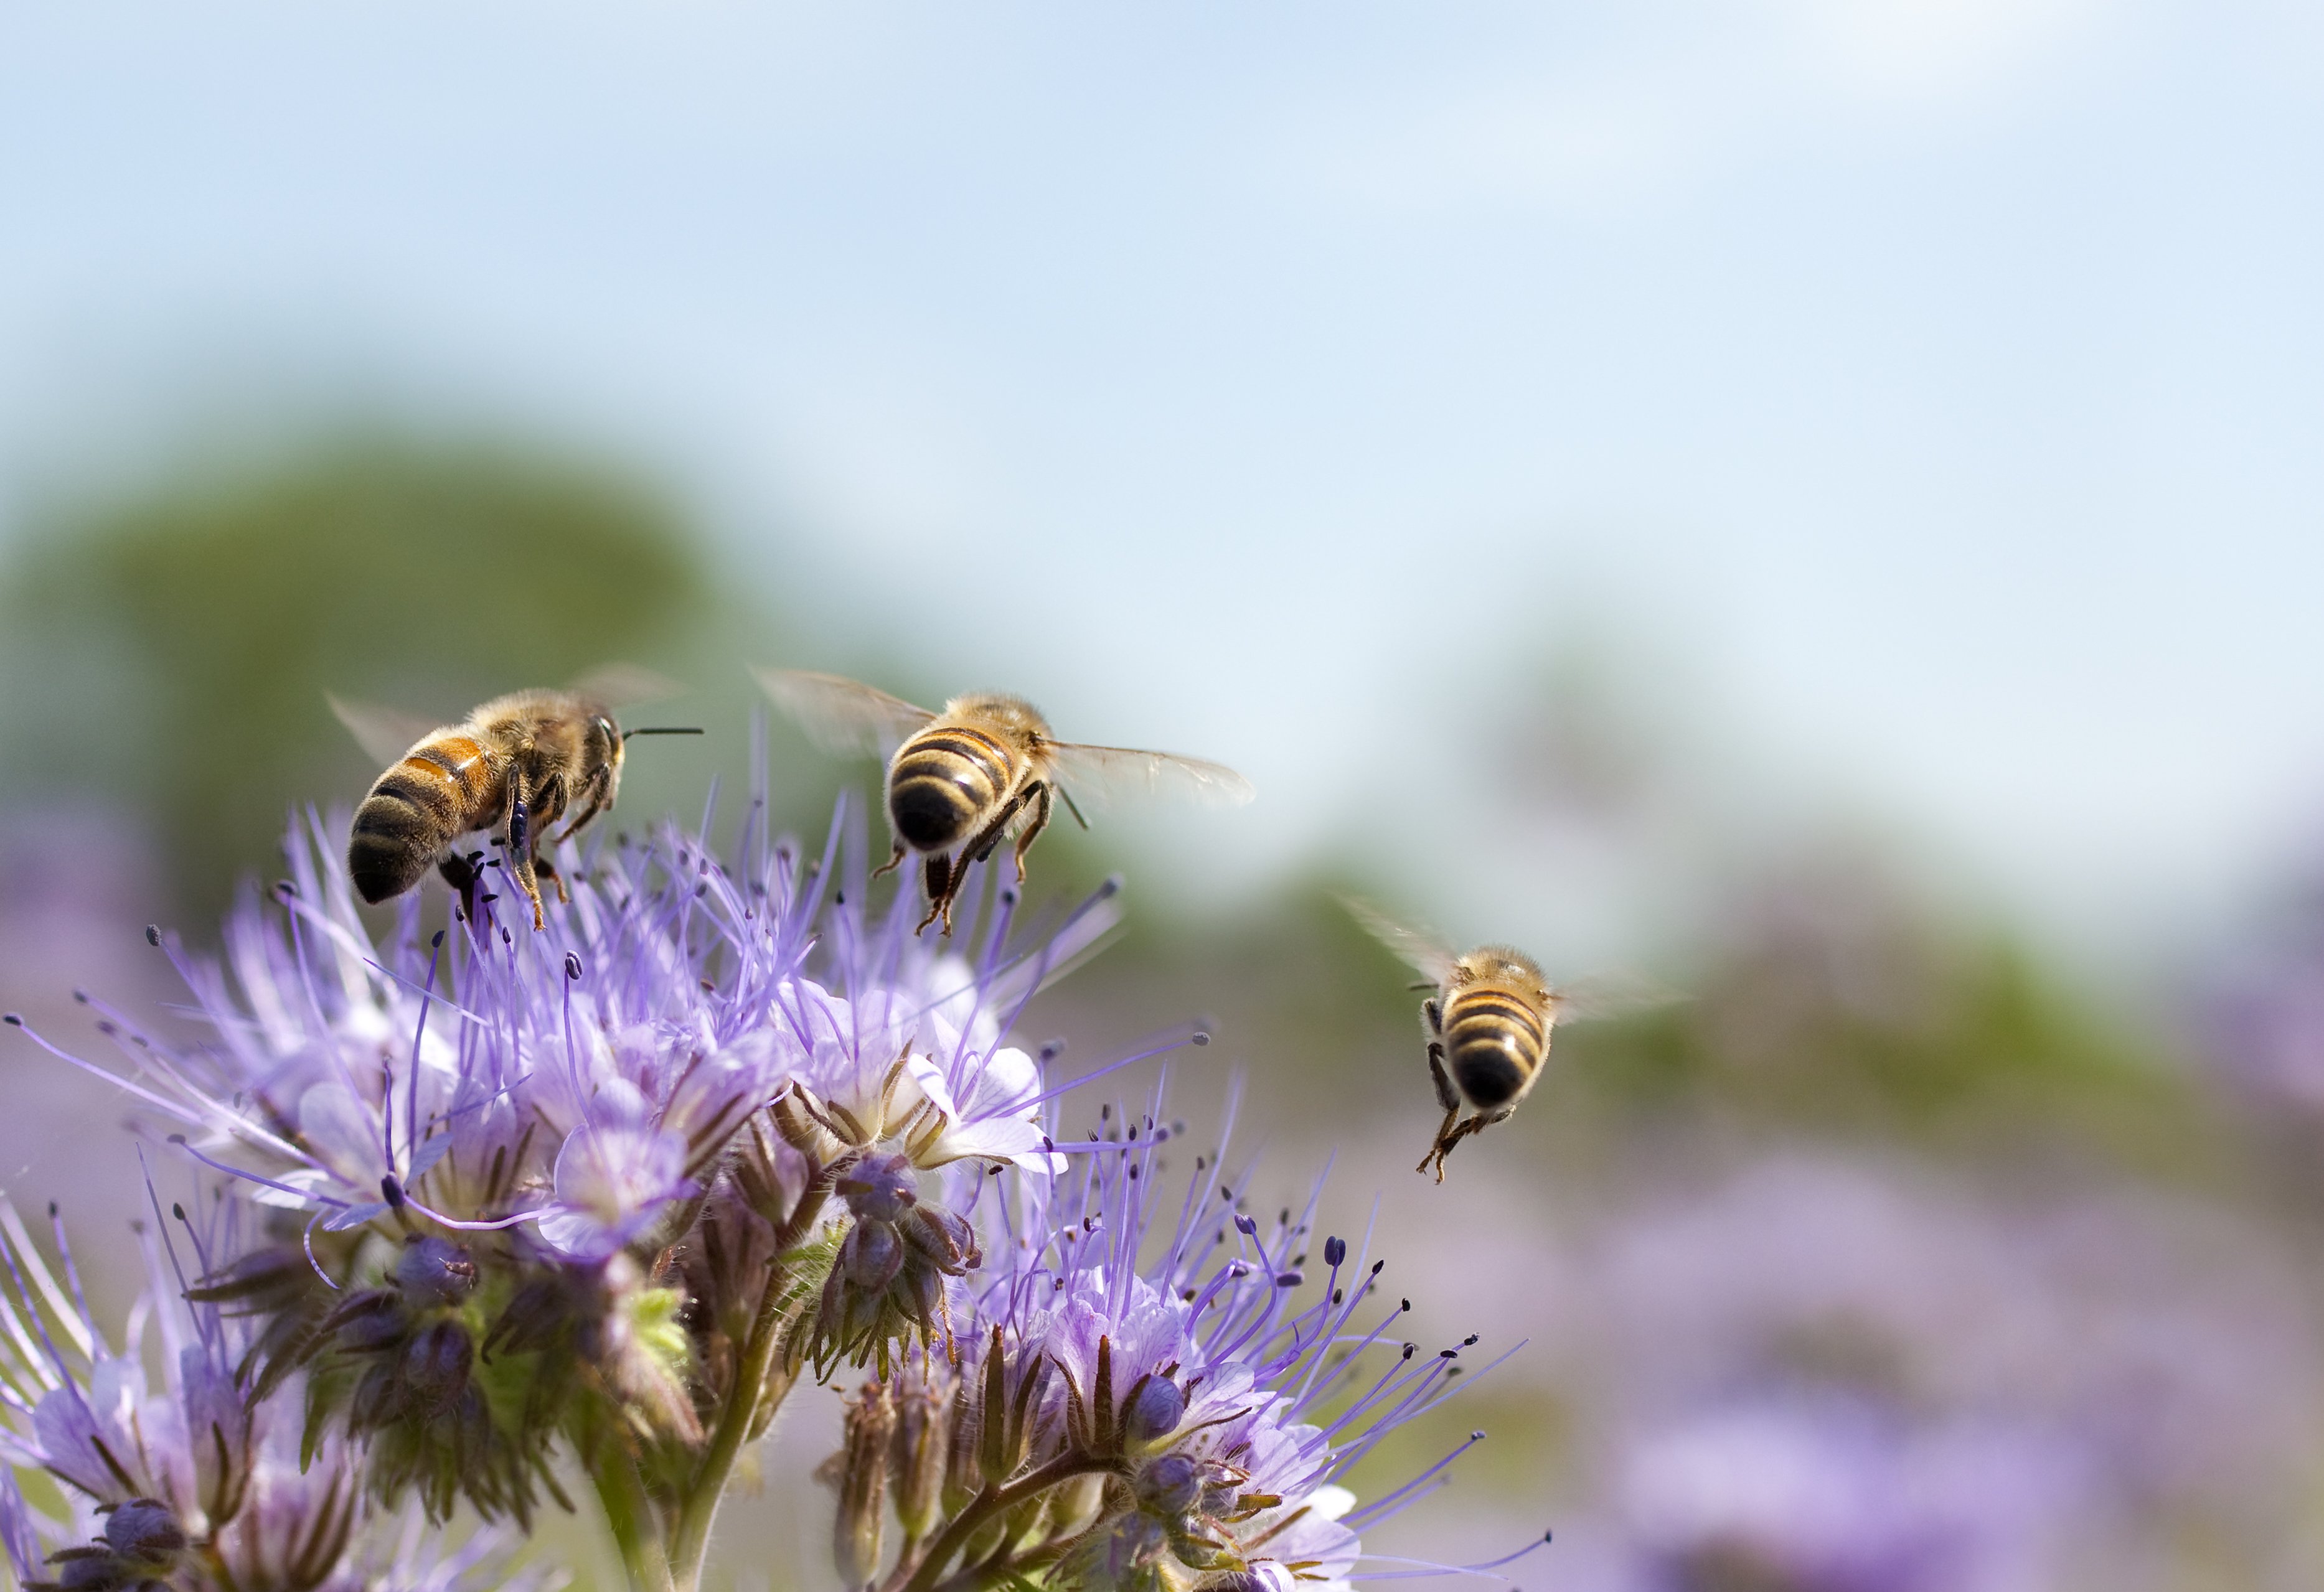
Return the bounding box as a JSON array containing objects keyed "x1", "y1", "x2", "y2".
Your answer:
[{"x1": 3, "y1": 2, "x2": 2318, "y2": 958}]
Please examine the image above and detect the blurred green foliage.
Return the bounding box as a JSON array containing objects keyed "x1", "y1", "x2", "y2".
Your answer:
[{"x1": 0, "y1": 439, "x2": 713, "y2": 918}]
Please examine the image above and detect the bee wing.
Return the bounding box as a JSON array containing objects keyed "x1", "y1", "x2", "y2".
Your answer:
[
  {"x1": 326, "y1": 695, "x2": 448, "y2": 766},
  {"x1": 1547, "y1": 971, "x2": 1685, "y2": 1024},
  {"x1": 1045, "y1": 742, "x2": 1255, "y2": 811},
  {"x1": 753, "y1": 668, "x2": 936, "y2": 758},
  {"x1": 566, "y1": 662, "x2": 685, "y2": 710},
  {"x1": 1336, "y1": 895, "x2": 1461, "y2": 987}
]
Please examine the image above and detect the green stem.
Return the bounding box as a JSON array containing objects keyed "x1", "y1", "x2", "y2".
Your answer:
[
  {"x1": 666, "y1": 1182, "x2": 832, "y2": 1590},
  {"x1": 591, "y1": 1438, "x2": 678, "y2": 1592}
]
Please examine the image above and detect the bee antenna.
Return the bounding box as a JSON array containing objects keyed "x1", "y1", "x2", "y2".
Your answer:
[
  {"x1": 623, "y1": 726, "x2": 705, "y2": 741},
  {"x1": 1057, "y1": 784, "x2": 1091, "y2": 831}
]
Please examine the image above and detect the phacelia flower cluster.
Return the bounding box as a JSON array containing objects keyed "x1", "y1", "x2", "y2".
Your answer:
[{"x1": 2, "y1": 793, "x2": 1529, "y2": 1592}]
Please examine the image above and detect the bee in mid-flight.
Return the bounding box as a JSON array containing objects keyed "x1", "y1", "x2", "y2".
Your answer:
[
  {"x1": 1345, "y1": 899, "x2": 1655, "y2": 1182},
  {"x1": 756, "y1": 669, "x2": 1254, "y2": 935},
  {"x1": 334, "y1": 671, "x2": 697, "y2": 930}
]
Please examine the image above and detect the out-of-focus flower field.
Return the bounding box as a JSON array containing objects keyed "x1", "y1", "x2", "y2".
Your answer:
[{"x1": 2, "y1": 444, "x2": 2322, "y2": 1590}]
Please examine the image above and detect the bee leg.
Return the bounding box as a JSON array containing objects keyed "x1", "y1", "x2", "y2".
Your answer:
[
  {"x1": 438, "y1": 852, "x2": 481, "y2": 924},
  {"x1": 506, "y1": 787, "x2": 547, "y2": 932},
  {"x1": 552, "y1": 775, "x2": 610, "y2": 846},
  {"x1": 1009, "y1": 784, "x2": 1054, "y2": 884},
  {"x1": 534, "y1": 852, "x2": 570, "y2": 907},
  {"x1": 873, "y1": 840, "x2": 908, "y2": 879},
  {"x1": 916, "y1": 853, "x2": 953, "y2": 935},
  {"x1": 1427, "y1": 1042, "x2": 1459, "y2": 1112},
  {"x1": 963, "y1": 787, "x2": 1033, "y2": 869},
  {"x1": 1418, "y1": 1051, "x2": 1462, "y2": 1182}
]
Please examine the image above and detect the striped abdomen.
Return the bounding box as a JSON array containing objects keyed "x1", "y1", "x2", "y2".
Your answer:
[
  {"x1": 347, "y1": 734, "x2": 503, "y2": 904},
  {"x1": 887, "y1": 724, "x2": 1019, "y2": 853},
  {"x1": 1442, "y1": 983, "x2": 1549, "y2": 1108}
]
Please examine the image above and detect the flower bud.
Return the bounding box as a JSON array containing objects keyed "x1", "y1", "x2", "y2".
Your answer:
[
  {"x1": 890, "y1": 1367, "x2": 954, "y2": 1543},
  {"x1": 844, "y1": 1220, "x2": 906, "y2": 1292},
  {"x1": 837, "y1": 1151, "x2": 918, "y2": 1224},
  {"x1": 393, "y1": 1235, "x2": 478, "y2": 1306},
  {"x1": 1135, "y1": 1453, "x2": 1203, "y2": 1517},
  {"x1": 402, "y1": 1318, "x2": 476, "y2": 1415},
  {"x1": 1120, "y1": 1372, "x2": 1185, "y2": 1447},
  {"x1": 831, "y1": 1382, "x2": 897, "y2": 1587},
  {"x1": 103, "y1": 1499, "x2": 188, "y2": 1567}
]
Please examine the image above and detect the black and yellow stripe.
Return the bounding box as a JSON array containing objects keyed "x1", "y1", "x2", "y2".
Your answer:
[
  {"x1": 1442, "y1": 985, "x2": 1546, "y2": 1108},
  {"x1": 347, "y1": 734, "x2": 499, "y2": 904},
  {"x1": 887, "y1": 726, "x2": 1019, "y2": 853}
]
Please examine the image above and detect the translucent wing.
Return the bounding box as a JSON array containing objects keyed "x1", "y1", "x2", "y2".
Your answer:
[
  {"x1": 1047, "y1": 742, "x2": 1255, "y2": 810},
  {"x1": 1337, "y1": 896, "x2": 1460, "y2": 987},
  {"x1": 1547, "y1": 971, "x2": 1685, "y2": 1024},
  {"x1": 754, "y1": 668, "x2": 936, "y2": 757},
  {"x1": 567, "y1": 662, "x2": 684, "y2": 710},
  {"x1": 326, "y1": 695, "x2": 447, "y2": 766}
]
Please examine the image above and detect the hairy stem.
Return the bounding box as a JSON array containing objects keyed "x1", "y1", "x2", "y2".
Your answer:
[
  {"x1": 883, "y1": 1454, "x2": 1118, "y2": 1592},
  {"x1": 666, "y1": 1180, "x2": 832, "y2": 1590},
  {"x1": 591, "y1": 1438, "x2": 678, "y2": 1592}
]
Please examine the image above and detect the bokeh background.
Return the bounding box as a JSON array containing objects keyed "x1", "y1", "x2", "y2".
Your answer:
[{"x1": 6, "y1": 4, "x2": 2324, "y2": 1588}]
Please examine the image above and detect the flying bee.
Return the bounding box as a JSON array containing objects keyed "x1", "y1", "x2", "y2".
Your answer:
[
  {"x1": 755, "y1": 668, "x2": 1254, "y2": 935},
  {"x1": 1343, "y1": 898, "x2": 1667, "y2": 1182},
  {"x1": 332, "y1": 667, "x2": 699, "y2": 931}
]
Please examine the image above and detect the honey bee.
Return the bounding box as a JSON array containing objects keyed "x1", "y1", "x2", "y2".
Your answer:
[
  {"x1": 1344, "y1": 899, "x2": 1662, "y2": 1182},
  {"x1": 332, "y1": 668, "x2": 699, "y2": 930},
  {"x1": 755, "y1": 669, "x2": 1253, "y2": 935}
]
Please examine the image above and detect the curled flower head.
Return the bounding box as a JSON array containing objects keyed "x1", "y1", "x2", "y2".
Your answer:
[
  {"x1": 0, "y1": 1196, "x2": 551, "y2": 1592},
  {"x1": 816, "y1": 1084, "x2": 1533, "y2": 1592}
]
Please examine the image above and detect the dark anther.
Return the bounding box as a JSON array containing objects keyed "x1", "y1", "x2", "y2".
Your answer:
[
  {"x1": 1401, "y1": 1344, "x2": 1416, "y2": 1360},
  {"x1": 834, "y1": 890, "x2": 846, "y2": 906},
  {"x1": 1279, "y1": 1207, "x2": 1290, "y2": 1226},
  {"x1": 1401, "y1": 1299, "x2": 1412, "y2": 1312},
  {"x1": 988, "y1": 1165, "x2": 1003, "y2": 1177},
  {"x1": 1439, "y1": 1349, "x2": 1458, "y2": 1359},
  {"x1": 144, "y1": 925, "x2": 161, "y2": 946},
  {"x1": 73, "y1": 990, "x2": 88, "y2": 1004},
  {"x1": 2, "y1": 1014, "x2": 21, "y2": 1026},
  {"x1": 1333, "y1": 1288, "x2": 1344, "y2": 1303},
  {"x1": 1098, "y1": 874, "x2": 1122, "y2": 899},
  {"x1": 1463, "y1": 1334, "x2": 1479, "y2": 1346},
  {"x1": 1324, "y1": 1236, "x2": 1347, "y2": 1267},
  {"x1": 47, "y1": 1201, "x2": 56, "y2": 1217},
  {"x1": 501, "y1": 927, "x2": 512, "y2": 945},
  {"x1": 1039, "y1": 1041, "x2": 1065, "y2": 1062},
  {"x1": 431, "y1": 930, "x2": 445, "y2": 948},
  {"x1": 172, "y1": 1202, "x2": 186, "y2": 1221},
  {"x1": 564, "y1": 953, "x2": 582, "y2": 981},
  {"x1": 1234, "y1": 1213, "x2": 1258, "y2": 1236},
  {"x1": 1274, "y1": 1270, "x2": 1303, "y2": 1288},
  {"x1": 1471, "y1": 1430, "x2": 1486, "y2": 1441},
  {"x1": 1042, "y1": 1135, "x2": 1055, "y2": 1153},
  {"x1": 1101, "y1": 1105, "x2": 1111, "y2": 1121},
  {"x1": 1000, "y1": 888, "x2": 1017, "y2": 906},
  {"x1": 275, "y1": 880, "x2": 296, "y2": 897},
  {"x1": 1129, "y1": 1165, "x2": 1141, "y2": 1179},
  {"x1": 1371, "y1": 1260, "x2": 1386, "y2": 1276},
  {"x1": 381, "y1": 1176, "x2": 406, "y2": 1210},
  {"x1": 1190, "y1": 1031, "x2": 1210, "y2": 1047}
]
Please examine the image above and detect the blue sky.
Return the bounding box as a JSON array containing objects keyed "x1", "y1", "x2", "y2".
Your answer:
[{"x1": 2, "y1": 2, "x2": 2320, "y2": 957}]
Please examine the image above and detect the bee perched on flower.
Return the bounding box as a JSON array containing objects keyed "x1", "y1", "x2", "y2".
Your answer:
[{"x1": 4, "y1": 762, "x2": 1537, "y2": 1592}]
